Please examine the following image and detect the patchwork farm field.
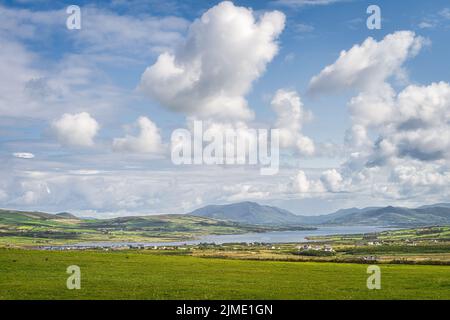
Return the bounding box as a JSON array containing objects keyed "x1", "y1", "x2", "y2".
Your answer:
[{"x1": 0, "y1": 249, "x2": 449, "y2": 300}]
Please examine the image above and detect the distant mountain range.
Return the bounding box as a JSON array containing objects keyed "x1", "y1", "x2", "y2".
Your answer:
[
  {"x1": 310, "y1": 205, "x2": 450, "y2": 226},
  {"x1": 2, "y1": 200, "x2": 450, "y2": 236},
  {"x1": 188, "y1": 201, "x2": 450, "y2": 227}
]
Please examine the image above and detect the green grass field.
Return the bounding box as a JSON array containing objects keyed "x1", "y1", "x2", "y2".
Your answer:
[
  {"x1": 1, "y1": 249, "x2": 449, "y2": 300},
  {"x1": 310, "y1": 226, "x2": 450, "y2": 242}
]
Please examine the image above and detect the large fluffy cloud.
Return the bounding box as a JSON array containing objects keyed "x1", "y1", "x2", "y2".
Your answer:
[
  {"x1": 366, "y1": 82, "x2": 450, "y2": 164},
  {"x1": 271, "y1": 89, "x2": 315, "y2": 155},
  {"x1": 308, "y1": 31, "x2": 426, "y2": 94},
  {"x1": 291, "y1": 170, "x2": 323, "y2": 193},
  {"x1": 139, "y1": 1, "x2": 285, "y2": 121},
  {"x1": 113, "y1": 116, "x2": 165, "y2": 154},
  {"x1": 320, "y1": 169, "x2": 344, "y2": 192},
  {"x1": 308, "y1": 31, "x2": 450, "y2": 165},
  {"x1": 291, "y1": 169, "x2": 346, "y2": 194},
  {"x1": 52, "y1": 112, "x2": 99, "y2": 147},
  {"x1": 299, "y1": 30, "x2": 450, "y2": 203},
  {"x1": 344, "y1": 80, "x2": 450, "y2": 167}
]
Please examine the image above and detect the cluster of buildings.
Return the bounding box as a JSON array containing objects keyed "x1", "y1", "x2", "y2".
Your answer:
[
  {"x1": 297, "y1": 244, "x2": 334, "y2": 252},
  {"x1": 39, "y1": 241, "x2": 338, "y2": 252},
  {"x1": 39, "y1": 244, "x2": 190, "y2": 251}
]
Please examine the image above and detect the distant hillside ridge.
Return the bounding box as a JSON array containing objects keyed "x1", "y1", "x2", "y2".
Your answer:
[
  {"x1": 55, "y1": 212, "x2": 80, "y2": 220},
  {"x1": 319, "y1": 205, "x2": 450, "y2": 226},
  {"x1": 188, "y1": 202, "x2": 450, "y2": 227},
  {"x1": 188, "y1": 201, "x2": 306, "y2": 226}
]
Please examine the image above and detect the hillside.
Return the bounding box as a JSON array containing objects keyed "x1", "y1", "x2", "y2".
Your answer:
[
  {"x1": 319, "y1": 206, "x2": 450, "y2": 226},
  {"x1": 296, "y1": 207, "x2": 381, "y2": 225},
  {"x1": 188, "y1": 201, "x2": 308, "y2": 226},
  {"x1": 0, "y1": 209, "x2": 290, "y2": 246},
  {"x1": 188, "y1": 202, "x2": 450, "y2": 227},
  {"x1": 2, "y1": 201, "x2": 449, "y2": 247},
  {"x1": 55, "y1": 212, "x2": 80, "y2": 219}
]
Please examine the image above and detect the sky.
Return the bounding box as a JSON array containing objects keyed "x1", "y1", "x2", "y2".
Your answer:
[{"x1": 1, "y1": 0, "x2": 450, "y2": 217}]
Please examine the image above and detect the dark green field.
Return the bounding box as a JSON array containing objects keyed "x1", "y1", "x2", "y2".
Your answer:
[{"x1": 1, "y1": 249, "x2": 449, "y2": 300}]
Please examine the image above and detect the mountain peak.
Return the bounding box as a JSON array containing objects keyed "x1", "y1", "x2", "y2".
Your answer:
[
  {"x1": 55, "y1": 212, "x2": 79, "y2": 219},
  {"x1": 188, "y1": 202, "x2": 303, "y2": 226}
]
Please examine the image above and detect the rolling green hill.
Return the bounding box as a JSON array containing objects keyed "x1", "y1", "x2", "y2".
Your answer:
[
  {"x1": 318, "y1": 206, "x2": 450, "y2": 226},
  {"x1": 0, "y1": 209, "x2": 292, "y2": 246}
]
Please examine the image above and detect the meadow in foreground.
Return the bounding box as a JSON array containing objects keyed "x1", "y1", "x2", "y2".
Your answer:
[{"x1": 0, "y1": 249, "x2": 449, "y2": 300}]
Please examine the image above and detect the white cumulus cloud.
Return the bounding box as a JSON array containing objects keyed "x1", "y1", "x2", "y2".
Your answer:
[
  {"x1": 368, "y1": 82, "x2": 450, "y2": 164},
  {"x1": 271, "y1": 89, "x2": 315, "y2": 156},
  {"x1": 113, "y1": 116, "x2": 165, "y2": 154},
  {"x1": 320, "y1": 169, "x2": 344, "y2": 192},
  {"x1": 139, "y1": 1, "x2": 285, "y2": 121},
  {"x1": 308, "y1": 31, "x2": 426, "y2": 94},
  {"x1": 306, "y1": 30, "x2": 450, "y2": 202},
  {"x1": 52, "y1": 112, "x2": 99, "y2": 147},
  {"x1": 292, "y1": 170, "x2": 325, "y2": 193}
]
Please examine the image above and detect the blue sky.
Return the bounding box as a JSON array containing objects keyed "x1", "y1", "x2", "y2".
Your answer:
[{"x1": 1, "y1": 0, "x2": 450, "y2": 217}]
